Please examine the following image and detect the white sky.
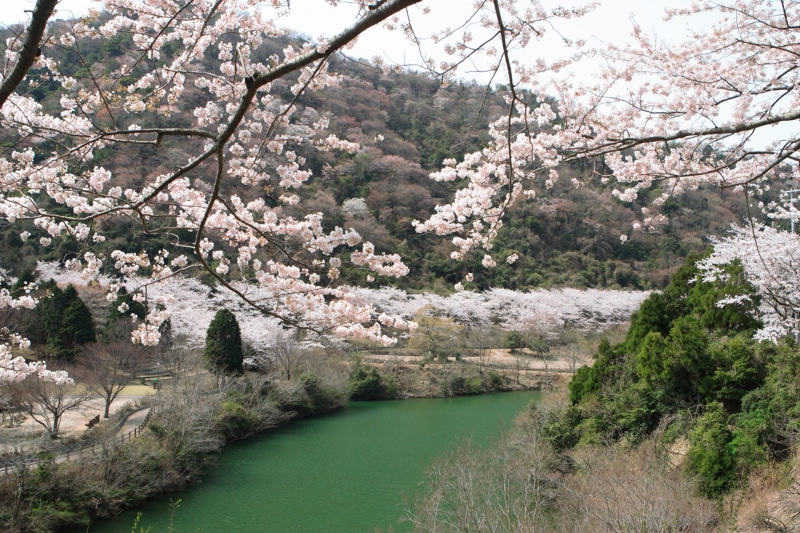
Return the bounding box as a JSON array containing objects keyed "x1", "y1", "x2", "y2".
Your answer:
[
  {"x1": 10, "y1": 1, "x2": 785, "y2": 144},
  {"x1": 1, "y1": 1, "x2": 713, "y2": 78}
]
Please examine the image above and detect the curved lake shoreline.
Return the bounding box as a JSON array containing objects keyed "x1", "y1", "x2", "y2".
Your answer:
[{"x1": 77, "y1": 391, "x2": 539, "y2": 533}]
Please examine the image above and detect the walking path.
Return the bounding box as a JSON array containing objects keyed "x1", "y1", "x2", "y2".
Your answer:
[
  {"x1": 0, "y1": 384, "x2": 157, "y2": 440},
  {"x1": 0, "y1": 385, "x2": 158, "y2": 470}
]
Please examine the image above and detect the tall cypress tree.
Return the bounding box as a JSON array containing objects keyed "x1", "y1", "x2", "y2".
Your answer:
[
  {"x1": 37, "y1": 283, "x2": 96, "y2": 359},
  {"x1": 39, "y1": 284, "x2": 70, "y2": 344},
  {"x1": 59, "y1": 298, "x2": 97, "y2": 353},
  {"x1": 204, "y1": 309, "x2": 244, "y2": 375}
]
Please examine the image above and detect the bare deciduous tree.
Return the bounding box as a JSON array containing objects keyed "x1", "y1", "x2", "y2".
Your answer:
[
  {"x1": 529, "y1": 338, "x2": 550, "y2": 381},
  {"x1": 156, "y1": 332, "x2": 198, "y2": 381},
  {"x1": 266, "y1": 330, "x2": 307, "y2": 381},
  {"x1": 511, "y1": 353, "x2": 531, "y2": 386},
  {"x1": 77, "y1": 342, "x2": 147, "y2": 418},
  {"x1": 563, "y1": 344, "x2": 584, "y2": 375},
  {"x1": 409, "y1": 306, "x2": 464, "y2": 362},
  {"x1": 464, "y1": 323, "x2": 498, "y2": 370},
  {"x1": 154, "y1": 376, "x2": 223, "y2": 478},
  {"x1": 407, "y1": 415, "x2": 560, "y2": 532},
  {"x1": 0, "y1": 441, "x2": 47, "y2": 526},
  {"x1": 4, "y1": 371, "x2": 93, "y2": 438}
]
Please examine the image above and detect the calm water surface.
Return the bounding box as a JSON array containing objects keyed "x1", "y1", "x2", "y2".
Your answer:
[{"x1": 83, "y1": 391, "x2": 538, "y2": 533}]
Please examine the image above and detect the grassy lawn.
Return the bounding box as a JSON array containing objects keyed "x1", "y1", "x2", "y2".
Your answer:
[{"x1": 119, "y1": 384, "x2": 159, "y2": 396}]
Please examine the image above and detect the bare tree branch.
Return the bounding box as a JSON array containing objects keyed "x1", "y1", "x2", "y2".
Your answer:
[{"x1": 0, "y1": 0, "x2": 58, "y2": 108}]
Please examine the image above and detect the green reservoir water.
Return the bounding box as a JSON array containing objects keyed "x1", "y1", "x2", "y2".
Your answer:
[{"x1": 84, "y1": 391, "x2": 538, "y2": 533}]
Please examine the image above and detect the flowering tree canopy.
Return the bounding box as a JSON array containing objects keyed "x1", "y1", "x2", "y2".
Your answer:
[
  {"x1": 2, "y1": 0, "x2": 798, "y2": 357},
  {"x1": 415, "y1": 1, "x2": 800, "y2": 258},
  {"x1": 0, "y1": 274, "x2": 71, "y2": 383},
  {"x1": 2, "y1": 0, "x2": 433, "y2": 349},
  {"x1": 350, "y1": 286, "x2": 648, "y2": 334},
  {"x1": 698, "y1": 224, "x2": 800, "y2": 343}
]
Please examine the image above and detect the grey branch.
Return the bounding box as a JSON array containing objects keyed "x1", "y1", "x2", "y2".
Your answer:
[{"x1": 0, "y1": 0, "x2": 58, "y2": 108}]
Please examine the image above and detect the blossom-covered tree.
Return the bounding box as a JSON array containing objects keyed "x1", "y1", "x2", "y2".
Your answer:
[
  {"x1": 0, "y1": 0, "x2": 602, "y2": 347},
  {"x1": 2, "y1": 0, "x2": 798, "y2": 346},
  {"x1": 414, "y1": 1, "x2": 800, "y2": 276},
  {"x1": 0, "y1": 0, "x2": 435, "y2": 347},
  {"x1": 698, "y1": 224, "x2": 800, "y2": 343},
  {"x1": 350, "y1": 286, "x2": 648, "y2": 334}
]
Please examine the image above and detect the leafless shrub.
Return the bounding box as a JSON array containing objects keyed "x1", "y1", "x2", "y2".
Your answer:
[
  {"x1": 407, "y1": 413, "x2": 561, "y2": 532},
  {"x1": 408, "y1": 306, "x2": 465, "y2": 361},
  {"x1": 297, "y1": 347, "x2": 348, "y2": 393},
  {"x1": 234, "y1": 374, "x2": 295, "y2": 433},
  {"x1": 151, "y1": 375, "x2": 223, "y2": 478},
  {"x1": 560, "y1": 440, "x2": 717, "y2": 532},
  {"x1": 734, "y1": 460, "x2": 800, "y2": 533},
  {"x1": 462, "y1": 323, "x2": 501, "y2": 363},
  {"x1": 69, "y1": 437, "x2": 175, "y2": 517},
  {"x1": 0, "y1": 442, "x2": 43, "y2": 526},
  {"x1": 267, "y1": 329, "x2": 309, "y2": 381},
  {"x1": 158, "y1": 346, "x2": 203, "y2": 381}
]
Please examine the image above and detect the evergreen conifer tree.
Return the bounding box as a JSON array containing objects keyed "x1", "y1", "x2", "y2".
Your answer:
[
  {"x1": 36, "y1": 283, "x2": 96, "y2": 359},
  {"x1": 11, "y1": 268, "x2": 36, "y2": 296},
  {"x1": 59, "y1": 298, "x2": 97, "y2": 353},
  {"x1": 204, "y1": 309, "x2": 244, "y2": 375},
  {"x1": 39, "y1": 284, "x2": 70, "y2": 343}
]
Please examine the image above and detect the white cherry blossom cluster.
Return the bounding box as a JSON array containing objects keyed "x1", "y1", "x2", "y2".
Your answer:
[
  {"x1": 0, "y1": 274, "x2": 69, "y2": 383},
  {"x1": 350, "y1": 286, "x2": 649, "y2": 334},
  {"x1": 416, "y1": 1, "x2": 800, "y2": 258},
  {"x1": 0, "y1": 287, "x2": 37, "y2": 311},
  {"x1": 698, "y1": 224, "x2": 800, "y2": 343},
  {"x1": 0, "y1": 0, "x2": 433, "y2": 345},
  {"x1": 0, "y1": 0, "x2": 585, "y2": 348},
  {"x1": 350, "y1": 243, "x2": 409, "y2": 278},
  {"x1": 10, "y1": 0, "x2": 796, "y2": 347},
  {"x1": 0, "y1": 345, "x2": 73, "y2": 384},
  {"x1": 37, "y1": 261, "x2": 412, "y2": 349},
  {"x1": 0, "y1": 0, "x2": 600, "y2": 343}
]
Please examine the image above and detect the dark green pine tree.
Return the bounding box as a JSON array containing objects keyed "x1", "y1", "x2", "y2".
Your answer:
[
  {"x1": 58, "y1": 297, "x2": 97, "y2": 355},
  {"x1": 37, "y1": 283, "x2": 96, "y2": 359},
  {"x1": 39, "y1": 283, "x2": 71, "y2": 344},
  {"x1": 11, "y1": 268, "x2": 36, "y2": 296},
  {"x1": 204, "y1": 309, "x2": 244, "y2": 375}
]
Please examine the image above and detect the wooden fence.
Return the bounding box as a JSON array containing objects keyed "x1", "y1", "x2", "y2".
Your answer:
[
  {"x1": 118, "y1": 406, "x2": 155, "y2": 445},
  {"x1": 1, "y1": 406, "x2": 156, "y2": 474}
]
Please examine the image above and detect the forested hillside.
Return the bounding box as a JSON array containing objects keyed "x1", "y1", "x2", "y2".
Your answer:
[{"x1": 0, "y1": 22, "x2": 760, "y2": 291}]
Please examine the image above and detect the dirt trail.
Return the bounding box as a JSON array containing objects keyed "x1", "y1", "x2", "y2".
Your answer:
[{"x1": 0, "y1": 384, "x2": 157, "y2": 445}]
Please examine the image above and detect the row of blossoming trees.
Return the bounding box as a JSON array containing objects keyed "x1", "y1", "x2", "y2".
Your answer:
[
  {"x1": 2, "y1": 0, "x2": 800, "y2": 387},
  {"x1": 37, "y1": 261, "x2": 646, "y2": 351}
]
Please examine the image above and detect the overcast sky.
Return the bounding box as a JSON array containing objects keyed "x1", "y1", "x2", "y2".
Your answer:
[
  {"x1": 1, "y1": 0, "x2": 715, "y2": 81},
  {"x1": 11, "y1": 1, "x2": 775, "y2": 143},
  {"x1": 1, "y1": 2, "x2": 786, "y2": 150}
]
